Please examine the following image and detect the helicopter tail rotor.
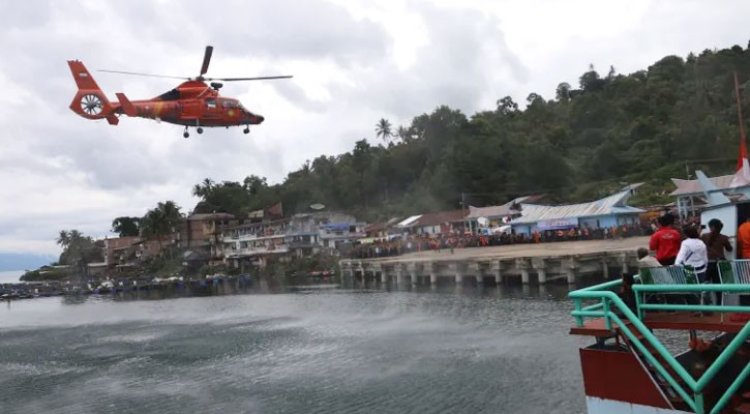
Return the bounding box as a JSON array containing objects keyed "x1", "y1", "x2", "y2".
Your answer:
[{"x1": 67, "y1": 60, "x2": 119, "y2": 123}]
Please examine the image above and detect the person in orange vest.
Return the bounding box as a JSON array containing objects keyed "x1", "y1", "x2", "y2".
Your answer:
[{"x1": 738, "y1": 217, "x2": 750, "y2": 259}]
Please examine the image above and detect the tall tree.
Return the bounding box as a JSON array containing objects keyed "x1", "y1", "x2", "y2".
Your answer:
[
  {"x1": 111, "y1": 217, "x2": 140, "y2": 237},
  {"x1": 192, "y1": 178, "x2": 215, "y2": 197},
  {"x1": 555, "y1": 82, "x2": 571, "y2": 102},
  {"x1": 375, "y1": 118, "x2": 393, "y2": 143},
  {"x1": 496, "y1": 96, "x2": 518, "y2": 115},
  {"x1": 140, "y1": 201, "x2": 184, "y2": 254},
  {"x1": 56, "y1": 230, "x2": 103, "y2": 282},
  {"x1": 57, "y1": 230, "x2": 71, "y2": 249}
]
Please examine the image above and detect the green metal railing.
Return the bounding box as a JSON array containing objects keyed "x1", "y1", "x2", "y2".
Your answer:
[{"x1": 570, "y1": 280, "x2": 750, "y2": 414}]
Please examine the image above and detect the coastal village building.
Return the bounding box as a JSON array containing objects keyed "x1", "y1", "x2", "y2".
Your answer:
[
  {"x1": 183, "y1": 212, "x2": 236, "y2": 265},
  {"x1": 466, "y1": 196, "x2": 534, "y2": 233},
  {"x1": 362, "y1": 218, "x2": 401, "y2": 242},
  {"x1": 395, "y1": 210, "x2": 467, "y2": 235},
  {"x1": 509, "y1": 185, "x2": 644, "y2": 235},
  {"x1": 184, "y1": 213, "x2": 235, "y2": 249},
  {"x1": 220, "y1": 211, "x2": 364, "y2": 268},
  {"x1": 317, "y1": 215, "x2": 367, "y2": 249},
  {"x1": 670, "y1": 174, "x2": 750, "y2": 219},
  {"x1": 103, "y1": 236, "x2": 140, "y2": 268}
]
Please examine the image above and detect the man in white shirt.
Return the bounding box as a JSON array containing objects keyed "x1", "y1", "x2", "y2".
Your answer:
[
  {"x1": 675, "y1": 225, "x2": 710, "y2": 307},
  {"x1": 675, "y1": 226, "x2": 708, "y2": 279}
]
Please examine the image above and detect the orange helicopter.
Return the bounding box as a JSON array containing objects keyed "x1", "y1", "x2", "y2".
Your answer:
[{"x1": 67, "y1": 46, "x2": 292, "y2": 138}]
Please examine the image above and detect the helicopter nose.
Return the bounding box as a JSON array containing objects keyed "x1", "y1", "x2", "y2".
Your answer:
[{"x1": 256, "y1": 115, "x2": 265, "y2": 123}]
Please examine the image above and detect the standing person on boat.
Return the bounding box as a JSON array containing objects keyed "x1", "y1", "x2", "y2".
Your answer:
[
  {"x1": 701, "y1": 218, "x2": 732, "y2": 304},
  {"x1": 738, "y1": 217, "x2": 750, "y2": 259},
  {"x1": 649, "y1": 214, "x2": 681, "y2": 266},
  {"x1": 676, "y1": 225, "x2": 711, "y2": 305}
]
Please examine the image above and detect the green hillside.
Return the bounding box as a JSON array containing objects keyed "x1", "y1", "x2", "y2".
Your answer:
[{"x1": 193, "y1": 42, "x2": 750, "y2": 221}]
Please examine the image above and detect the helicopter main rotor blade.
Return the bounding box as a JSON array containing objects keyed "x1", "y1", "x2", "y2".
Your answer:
[
  {"x1": 98, "y1": 69, "x2": 188, "y2": 80},
  {"x1": 207, "y1": 75, "x2": 294, "y2": 81},
  {"x1": 200, "y1": 45, "x2": 214, "y2": 77}
]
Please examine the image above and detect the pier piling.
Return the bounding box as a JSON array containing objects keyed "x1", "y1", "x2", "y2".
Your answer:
[{"x1": 338, "y1": 240, "x2": 641, "y2": 288}]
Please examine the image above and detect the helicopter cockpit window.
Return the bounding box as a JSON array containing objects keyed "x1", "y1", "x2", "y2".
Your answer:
[
  {"x1": 157, "y1": 89, "x2": 180, "y2": 101},
  {"x1": 206, "y1": 99, "x2": 217, "y2": 109},
  {"x1": 221, "y1": 100, "x2": 238, "y2": 109}
]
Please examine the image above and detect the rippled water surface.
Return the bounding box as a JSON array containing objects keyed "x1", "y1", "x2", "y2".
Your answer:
[{"x1": 0, "y1": 285, "x2": 590, "y2": 414}]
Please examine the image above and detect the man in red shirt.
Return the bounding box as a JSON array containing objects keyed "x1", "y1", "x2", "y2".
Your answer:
[{"x1": 649, "y1": 214, "x2": 681, "y2": 265}]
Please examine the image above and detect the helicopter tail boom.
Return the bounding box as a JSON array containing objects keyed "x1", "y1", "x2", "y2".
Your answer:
[{"x1": 67, "y1": 60, "x2": 119, "y2": 124}]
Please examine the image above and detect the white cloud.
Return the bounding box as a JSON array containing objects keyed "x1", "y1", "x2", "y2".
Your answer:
[{"x1": 1, "y1": 0, "x2": 749, "y2": 258}]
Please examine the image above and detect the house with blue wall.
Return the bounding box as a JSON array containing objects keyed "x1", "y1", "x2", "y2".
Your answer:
[{"x1": 510, "y1": 184, "x2": 644, "y2": 235}]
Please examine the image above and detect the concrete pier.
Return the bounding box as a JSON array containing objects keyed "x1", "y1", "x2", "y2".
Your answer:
[
  {"x1": 491, "y1": 261, "x2": 502, "y2": 284},
  {"x1": 341, "y1": 237, "x2": 645, "y2": 287}
]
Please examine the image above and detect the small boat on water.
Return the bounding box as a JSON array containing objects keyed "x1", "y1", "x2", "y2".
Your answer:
[{"x1": 93, "y1": 280, "x2": 115, "y2": 294}]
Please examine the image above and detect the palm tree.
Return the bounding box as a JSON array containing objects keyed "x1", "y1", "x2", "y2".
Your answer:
[
  {"x1": 192, "y1": 184, "x2": 204, "y2": 197},
  {"x1": 57, "y1": 230, "x2": 70, "y2": 248},
  {"x1": 375, "y1": 118, "x2": 393, "y2": 144},
  {"x1": 55, "y1": 229, "x2": 102, "y2": 283},
  {"x1": 192, "y1": 178, "x2": 214, "y2": 197},
  {"x1": 141, "y1": 201, "x2": 184, "y2": 257}
]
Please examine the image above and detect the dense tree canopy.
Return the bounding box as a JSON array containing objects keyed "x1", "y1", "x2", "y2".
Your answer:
[
  {"x1": 141, "y1": 201, "x2": 183, "y2": 240},
  {"x1": 56, "y1": 229, "x2": 103, "y2": 276},
  {"x1": 191, "y1": 44, "x2": 750, "y2": 221},
  {"x1": 111, "y1": 216, "x2": 140, "y2": 237}
]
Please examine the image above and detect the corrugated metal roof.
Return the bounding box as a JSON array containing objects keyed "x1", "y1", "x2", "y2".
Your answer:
[
  {"x1": 397, "y1": 215, "x2": 422, "y2": 227},
  {"x1": 511, "y1": 187, "x2": 644, "y2": 225},
  {"x1": 365, "y1": 218, "x2": 400, "y2": 233},
  {"x1": 669, "y1": 175, "x2": 738, "y2": 196},
  {"x1": 412, "y1": 210, "x2": 466, "y2": 227},
  {"x1": 467, "y1": 196, "x2": 529, "y2": 219}
]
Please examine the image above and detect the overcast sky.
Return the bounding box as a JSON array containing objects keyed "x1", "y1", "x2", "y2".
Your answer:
[{"x1": 1, "y1": 0, "x2": 749, "y2": 264}]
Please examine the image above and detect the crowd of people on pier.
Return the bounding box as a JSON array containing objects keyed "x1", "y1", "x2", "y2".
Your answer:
[{"x1": 349, "y1": 223, "x2": 647, "y2": 259}]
